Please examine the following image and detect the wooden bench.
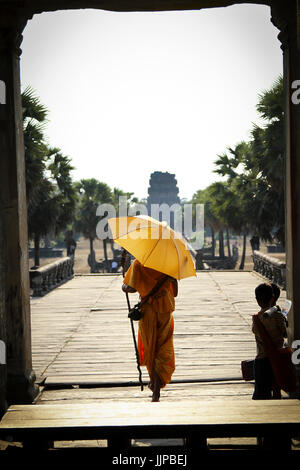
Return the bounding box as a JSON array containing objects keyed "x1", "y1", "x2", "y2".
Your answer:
[{"x1": 0, "y1": 399, "x2": 300, "y2": 451}]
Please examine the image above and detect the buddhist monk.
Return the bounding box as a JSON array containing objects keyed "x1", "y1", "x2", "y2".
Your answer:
[{"x1": 122, "y1": 259, "x2": 177, "y2": 402}]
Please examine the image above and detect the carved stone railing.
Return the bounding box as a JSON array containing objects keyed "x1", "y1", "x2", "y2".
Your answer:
[
  {"x1": 204, "y1": 256, "x2": 238, "y2": 270},
  {"x1": 29, "y1": 256, "x2": 74, "y2": 297},
  {"x1": 252, "y1": 250, "x2": 286, "y2": 289},
  {"x1": 29, "y1": 247, "x2": 64, "y2": 259}
]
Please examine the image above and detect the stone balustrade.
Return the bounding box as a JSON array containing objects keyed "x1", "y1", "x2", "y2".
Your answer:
[
  {"x1": 29, "y1": 247, "x2": 64, "y2": 258},
  {"x1": 252, "y1": 250, "x2": 286, "y2": 289},
  {"x1": 29, "y1": 256, "x2": 74, "y2": 297}
]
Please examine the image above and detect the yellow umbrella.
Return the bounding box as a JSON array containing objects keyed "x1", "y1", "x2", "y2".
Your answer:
[{"x1": 108, "y1": 215, "x2": 196, "y2": 280}]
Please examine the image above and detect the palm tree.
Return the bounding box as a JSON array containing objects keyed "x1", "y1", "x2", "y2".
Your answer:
[
  {"x1": 28, "y1": 148, "x2": 77, "y2": 266},
  {"x1": 207, "y1": 183, "x2": 232, "y2": 261},
  {"x1": 251, "y1": 76, "x2": 285, "y2": 245},
  {"x1": 191, "y1": 187, "x2": 221, "y2": 259},
  {"x1": 22, "y1": 87, "x2": 77, "y2": 265},
  {"x1": 22, "y1": 86, "x2": 48, "y2": 208},
  {"x1": 208, "y1": 177, "x2": 253, "y2": 270},
  {"x1": 110, "y1": 187, "x2": 136, "y2": 256},
  {"x1": 191, "y1": 76, "x2": 285, "y2": 269},
  {"x1": 213, "y1": 77, "x2": 284, "y2": 250},
  {"x1": 212, "y1": 139, "x2": 266, "y2": 269},
  {"x1": 75, "y1": 179, "x2": 113, "y2": 272}
]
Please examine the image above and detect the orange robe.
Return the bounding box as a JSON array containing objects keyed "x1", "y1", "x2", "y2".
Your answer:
[{"x1": 124, "y1": 259, "x2": 176, "y2": 388}]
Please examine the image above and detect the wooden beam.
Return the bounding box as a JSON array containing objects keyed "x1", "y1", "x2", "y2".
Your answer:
[{"x1": 0, "y1": 400, "x2": 299, "y2": 444}]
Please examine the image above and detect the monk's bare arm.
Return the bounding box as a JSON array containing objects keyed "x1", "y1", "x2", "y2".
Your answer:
[{"x1": 122, "y1": 283, "x2": 137, "y2": 293}]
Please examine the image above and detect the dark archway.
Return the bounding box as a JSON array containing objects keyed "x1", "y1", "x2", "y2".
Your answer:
[{"x1": 0, "y1": 0, "x2": 299, "y2": 411}]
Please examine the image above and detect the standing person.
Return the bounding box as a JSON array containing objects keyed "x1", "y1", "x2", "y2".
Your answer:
[
  {"x1": 252, "y1": 283, "x2": 287, "y2": 400},
  {"x1": 250, "y1": 235, "x2": 260, "y2": 252},
  {"x1": 65, "y1": 230, "x2": 77, "y2": 257},
  {"x1": 122, "y1": 259, "x2": 177, "y2": 402}
]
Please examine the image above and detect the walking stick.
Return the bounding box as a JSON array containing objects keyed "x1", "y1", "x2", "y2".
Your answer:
[{"x1": 121, "y1": 250, "x2": 144, "y2": 391}]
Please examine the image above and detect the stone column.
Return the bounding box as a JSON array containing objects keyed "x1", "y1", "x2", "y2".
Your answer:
[
  {"x1": 0, "y1": 195, "x2": 7, "y2": 416},
  {"x1": 0, "y1": 14, "x2": 39, "y2": 410},
  {"x1": 271, "y1": 1, "x2": 300, "y2": 386}
]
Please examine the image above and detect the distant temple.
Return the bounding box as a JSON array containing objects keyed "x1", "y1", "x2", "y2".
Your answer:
[{"x1": 147, "y1": 171, "x2": 181, "y2": 228}]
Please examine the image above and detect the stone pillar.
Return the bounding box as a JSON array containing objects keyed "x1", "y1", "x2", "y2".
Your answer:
[
  {"x1": 0, "y1": 196, "x2": 7, "y2": 416},
  {"x1": 271, "y1": 1, "x2": 300, "y2": 387},
  {"x1": 0, "y1": 14, "x2": 39, "y2": 410}
]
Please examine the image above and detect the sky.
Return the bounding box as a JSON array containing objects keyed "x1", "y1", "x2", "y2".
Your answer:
[{"x1": 20, "y1": 4, "x2": 283, "y2": 202}]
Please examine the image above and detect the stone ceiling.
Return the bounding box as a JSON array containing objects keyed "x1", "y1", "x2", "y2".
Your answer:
[{"x1": 0, "y1": 0, "x2": 271, "y2": 15}]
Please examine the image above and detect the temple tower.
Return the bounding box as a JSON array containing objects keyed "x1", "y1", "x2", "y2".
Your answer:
[{"x1": 147, "y1": 171, "x2": 181, "y2": 229}]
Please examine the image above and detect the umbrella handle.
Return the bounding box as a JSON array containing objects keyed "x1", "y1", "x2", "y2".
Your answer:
[
  {"x1": 122, "y1": 250, "x2": 143, "y2": 391},
  {"x1": 126, "y1": 292, "x2": 144, "y2": 391}
]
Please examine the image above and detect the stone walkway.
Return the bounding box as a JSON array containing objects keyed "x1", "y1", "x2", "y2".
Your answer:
[
  {"x1": 30, "y1": 270, "x2": 286, "y2": 406},
  {"x1": 1, "y1": 271, "x2": 290, "y2": 451}
]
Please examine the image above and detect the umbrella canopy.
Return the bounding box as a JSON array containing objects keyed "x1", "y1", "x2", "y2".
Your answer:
[{"x1": 108, "y1": 215, "x2": 196, "y2": 280}]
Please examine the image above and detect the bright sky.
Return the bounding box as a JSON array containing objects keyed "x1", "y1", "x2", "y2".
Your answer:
[{"x1": 20, "y1": 4, "x2": 282, "y2": 202}]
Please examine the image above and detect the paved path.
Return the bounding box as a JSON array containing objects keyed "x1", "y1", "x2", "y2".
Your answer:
[{"x1": 30, "y1": 270, "x2": 286, "y2": 406}]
